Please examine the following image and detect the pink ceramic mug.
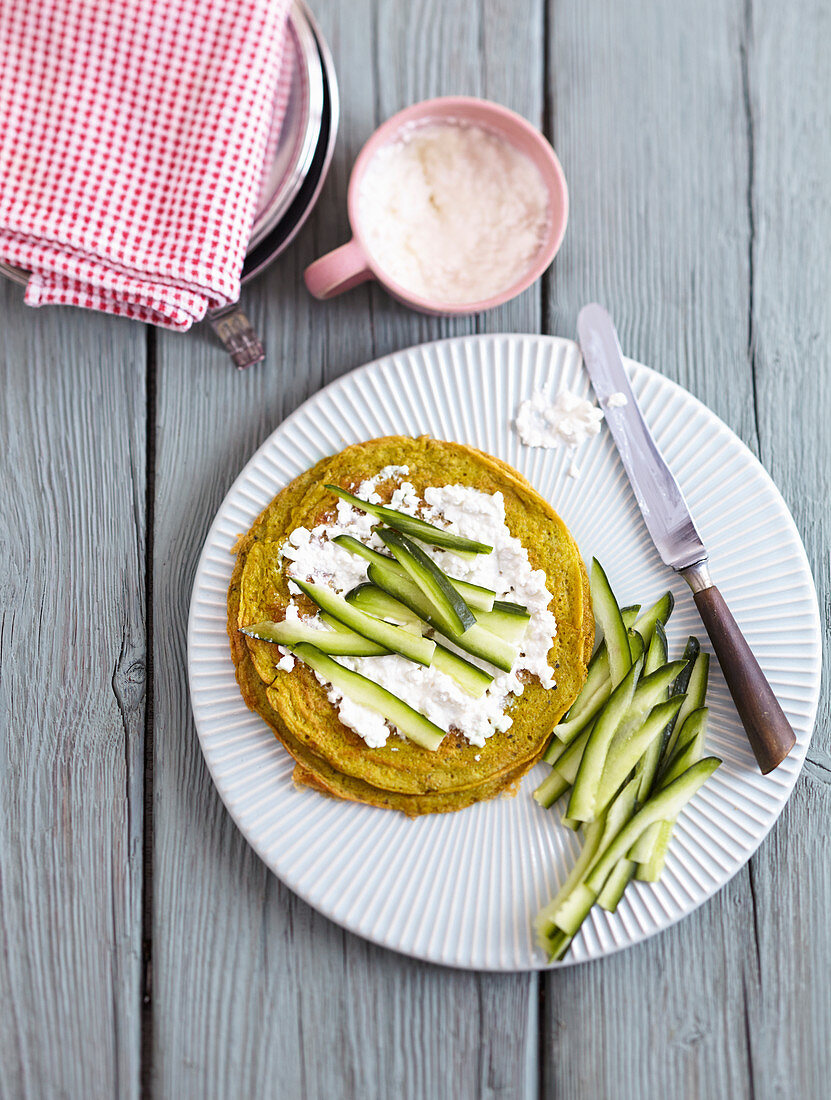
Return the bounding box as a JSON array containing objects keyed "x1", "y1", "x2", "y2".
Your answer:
[{"x1": 304, "y1": 96, "x2": 569, "y2": 315}]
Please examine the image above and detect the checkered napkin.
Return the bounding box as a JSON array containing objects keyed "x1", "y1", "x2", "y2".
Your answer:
[{"x1": 0, "y1": 0, "x2": 292, "y2": 331}]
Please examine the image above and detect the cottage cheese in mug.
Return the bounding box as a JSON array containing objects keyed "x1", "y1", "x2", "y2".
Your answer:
[{"x1": 356, "y1": 121, "x2": 551, "y2": 305}]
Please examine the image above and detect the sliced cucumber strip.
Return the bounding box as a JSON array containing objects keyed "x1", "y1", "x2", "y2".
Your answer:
[
  {"x1": 634, "y1": 819, "x2": 675, "y2": 882},
  {"x1": 593, "y1": 695, "x2": 685, "y2": 816},
  {"x1": 455, "y1": 581, "x2": 497, "y2": 613},
  {"x1": 540, "y1": 927, "x2": 574, "y2": 961},
  {"x1": 535, "y1": 817, "x2": 607, "y2": 943},
  {"x1": 475, "y1": 604, "x2": 530, "y2": 645},
  {"x1": 326, "y1": 485, "x2": 493, "y2": 554},
  {"x1": 643, "y1": 621, "x2": 668, "y2": 675},
  {"x1": 292, "y1": 643, "x2": 445, "y2": 751},
  {"x1": 547, "y1": 723, "x2": 592, "y2": 779},
  {"x1": 635, "y1": 623, "x2": 673, "y2": 800},
  {"x1": 541, "y1": 733, "x2": 571, "y2": 767},
  {"x1": 320, "y1": 613, "x2": 365, "y2": 635},
  {"x1": 584, "y1": 757, "x2": 721, "y2": 894},
  {"x1": 533, "y1": 768, "x2": 570, "y2": 809},
  {"x1": 334, "y1": 534, "x2": 495, "y2": 611},
  {"x1": 367, "y1": 561, "x2": 517, "y2": 672},
  {"x1": 346, "y1": 584, "x2": 422, "y2": 631},
  {"x1": 628, "y1": 628, "x2": 645, "y2": 664},
  {"x1": 597, "y1": 858, "x2": 636, "y2": 912},
  {"x1": 569, "y1": 659, "x2": 688, "y2": 823},
  {"x1": 548, "y1": 778, "x2": 639, "y2": 935},
  {"x1": 633, "y1": 591, "x2": 675, "y2": 648},
  {"x1": 628, "y1": 821, "x2": 660, "y2": 865},
  {"x1": 493, "y1": 599, "x2": 529, "y2": 616},
  {"x1": 293, "y1": 579, "x2": 436, "y2": 666},
  {"x1": 663, "y1": 650, "x2": 709, "y2": 762},
  {"x1": 431, "y1": 643, "x2": 493, "y2": 697},
  {"x1": 660, "y1": 707, "x2": 709, "y2": 787},
  {"x1": 590, "y1": 559, "x2": 632, "y2": 687},
  {"x1": 332, "y1": 534, "x2": 392, "y2": 570},
  {"x1": 241, "y1": 619, "x2": 390, "y2": 657},
  {"x1": 342, "y1": 587, "x2": 492, "y2": 695},
  {"x1": 553, "y1": 650, "x2": 612, "y2": 744},
  {"x1": 379, "y1": 529, "x2": 476, "y2": 633},
  {"x1": 567, "y1": 659, "x2": 641, "y2": 822},
  {"x1": 551, "y1": 605, "x2": 642, "y2": 746}
]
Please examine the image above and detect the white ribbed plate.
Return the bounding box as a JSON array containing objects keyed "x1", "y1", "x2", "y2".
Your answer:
[{"x1": 188, "y1": 335, "x2": 821, "y2": 970}]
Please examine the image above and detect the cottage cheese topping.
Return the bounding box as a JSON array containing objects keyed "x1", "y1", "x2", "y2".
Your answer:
[
  {"x1": 515, "y1": 388, "x2": 604, "y2": 450},
  {"x1": 276, "y1": 479, "x2": 558, "y2": 749},
  {"x1": 605, "y1": 391, "x2": 628, "y2": 408},
  {"x1": 357, "y1": 121, "x2": 551, "y2": 305}
]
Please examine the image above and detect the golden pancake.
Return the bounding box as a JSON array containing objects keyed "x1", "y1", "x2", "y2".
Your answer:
[{"x1": 228, "y1": 436, "x2": 592, "y2": 814}]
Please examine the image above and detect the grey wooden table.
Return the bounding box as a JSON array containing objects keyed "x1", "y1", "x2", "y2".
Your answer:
[{"x1": 1, "y1": 1, "x2": 829, "y2": 1097}]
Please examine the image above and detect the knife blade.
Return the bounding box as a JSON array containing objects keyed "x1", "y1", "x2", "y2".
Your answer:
[
  {"x1": 577, "y1": 302, "x2": 795, "y2": 774},
  {"x1": 577, "y1": 303, "x2": 707, "y2": 572}
]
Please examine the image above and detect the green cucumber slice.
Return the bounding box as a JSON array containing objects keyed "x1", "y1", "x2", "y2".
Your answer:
[
  {"x1": 367, "y1": 562, "x2": 517, "y2": 672},
  {"x1": 241, "y1": 619, "x2": 390, "y2": 657},
  {"x1": 546, "y1": 777, "x2": 639, "y2": 936},
  {"x1": 660, "y1": 708, "x2": 709, "y2": 786},
  {"x1": 493, "y1": 599, "x2": 529, "y2": 616},
  {"x1": 346, "y1": 584, "x2": 422, "y2": 631},
  {"x1": 553, "y1": 650, "x2": 612, "y2": 745},
  {"x1": 379, "y1": 529, "x2": 476, "y2": 633},
  {"x1": 546, "y1": 723, "x2": 592, "y2": 779},
  {"x1": 568, "y1": 659, "x2": 687, "y2": 823},
  {"x1": 663, "y1": 649, "x2": 709, "y2": 762},
  {"x1": 633, "y1": 591, "x2": 675, "y2": 648},
  {"x1": 593, "y1": 695, "x2": 685, "y2": 816},
  {"x1": 431, "y1": 643, "x2": 493, "y2": 697},
  {"x1": 597, "y1": 858, "x2": 636, "y2": 912},
  {"x1": 628, "y1": 628, "x2": 645, "y2": 664},
  {"x1": 567, "y1": 659, "x2": 642, "y2": 821},
  {"x1": 643, "y1": 621, "x2": 668, "y2": 675},
  {"x1": 292, "y1": 644, "x2": 445, "y2": 751},
  {"x1": 293, "y1": 579, "x2": 436, "y2": 666},
  {"x1": 553, "y1": 605, "x2": 640, "y2": 744},
  {"x1": 543, "y1": 929, "x2": 574, "y2": 961},
  {"x1": 475, "y1": 604, "x2": 530, "y2": 644},
  {"x1": 628, "y1": 822, "x2": 660, "y2": 865},
  {"x1": 535, "y1": 816, "x2": 607, "y2": 943},
  {"x1": 584, "y1": 757, "x2": 721, "y2": 894},
  {"x1": 334, "y1": 534, "x2": 496, "y2": 611},
  {"x1": 319, "y1": 613, "x2": 365, "y2": 635},
  {"x1": 634, "y1": 819, "x2": 675, "y2": 881},
  {"x1": 635, "y1": 623, "x2": 673, "y2": 800},
  {"x1": 533, "y1": 768, "x2": 570, "y2": 809},
  {"x1": 344, "y1": 584, "x2": 491, "y2": 695},
  {"x1": 590, "y1": 559, "x2": 632, "y2": 687},
  {"x1": 326, "y1": 485, "x2": 493, "y2": 554}
]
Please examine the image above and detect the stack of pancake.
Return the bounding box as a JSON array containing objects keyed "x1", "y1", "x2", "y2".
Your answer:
[{"x1": 227, "y1": 436, "x2": 593, "y2": 815}]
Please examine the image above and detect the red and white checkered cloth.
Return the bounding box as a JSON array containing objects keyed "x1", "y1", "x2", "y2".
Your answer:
[{"x1": 0, "y1": 0, "x2": 292, "y2": 330}]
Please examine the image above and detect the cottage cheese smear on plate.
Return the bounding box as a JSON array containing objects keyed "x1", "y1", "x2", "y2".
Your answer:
[
  {"x1": 515, "y1": 388, "x2": 604, "y2": 449},
  {"x1": 277, "y1": 468, "x2": 558, "y2": 749}
]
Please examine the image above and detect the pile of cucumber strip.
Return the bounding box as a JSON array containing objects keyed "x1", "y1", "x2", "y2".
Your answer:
[
  {"x1": 242, "y1": 486, "x2": 534, "y2": 751},
  {"x1": 534, "y1": 560, "x2": 721, "y2": 961}
]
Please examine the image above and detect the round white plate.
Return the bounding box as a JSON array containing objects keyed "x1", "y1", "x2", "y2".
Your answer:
[{"x1": 188, "y1": 335, "x2": 821, "y2": 970}]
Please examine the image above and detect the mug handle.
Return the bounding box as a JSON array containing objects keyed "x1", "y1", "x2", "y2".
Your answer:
[{"x1": 304, "y1": 239, "x2": 374, "y2": 299}]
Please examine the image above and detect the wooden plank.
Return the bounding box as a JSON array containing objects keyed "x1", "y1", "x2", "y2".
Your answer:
[
  {"x1": 541, "y1": 1, "x2": 767, "y2": 1096},
  {"x1": 736, "y1": 1, "x2": 831, "y2": 1095},
  {"x1": 150, "y1": 2, "x2": 544, "y2": 1096},
  {"x1": 0, "y1": 287, "x2": 146, "y2": 1097}
]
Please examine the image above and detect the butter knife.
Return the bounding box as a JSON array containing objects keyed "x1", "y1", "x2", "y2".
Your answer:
[{"x1": 577, "y1": 302, "x2": 795, "y2": 773}]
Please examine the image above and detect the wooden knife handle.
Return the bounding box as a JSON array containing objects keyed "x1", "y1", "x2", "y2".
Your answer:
[{"x1": 693, "y1": 585, "x2": 796, "y2": 773}]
